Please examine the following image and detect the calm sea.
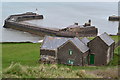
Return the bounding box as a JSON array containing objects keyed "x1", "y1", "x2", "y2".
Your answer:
[{"x1": 1, "y1": 2, "x2": 118, "y2": 42}]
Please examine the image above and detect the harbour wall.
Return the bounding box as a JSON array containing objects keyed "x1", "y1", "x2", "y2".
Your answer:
[
  {"x1": 3, "y1": 12, "x2": 97, "y2": 37},
  {"x1": 3, "y1": 12, "x2": 75, "y2": 37},
  {"x1": 108, "y1": 16, "x2": 120, "y2": 21}
]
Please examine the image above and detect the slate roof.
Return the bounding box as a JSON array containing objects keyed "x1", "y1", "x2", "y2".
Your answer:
[
  {"x1": 99, "y1": 32, "x2": 115, "y2": 46},
  {"x1": 81, "y1": 37, "x2": 90, "y2": 45},
  {"x1": 41, "y1": 36, "x2": 89, "y2": 53},
  {"x1": 70, "y1": 38, "x2": 89, "y2": 53},
  {"x1": 41, "y1": 36, "x2": 72, "y2": 50}
]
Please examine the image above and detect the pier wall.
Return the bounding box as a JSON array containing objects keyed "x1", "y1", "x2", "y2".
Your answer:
[
  {"x1": 3, "y1": 12, "x2": 97, "y2": 37},
  {"x1": 3, "y1": 12, "x2": 75, "y2": 37},
  {"x1": 108, "y1": 16, "x2": 120, "y2": 21},
  {"x1": 4, "y1": 21, "x2": 76, "y2": 37},
  {"x1": 5, "y1": 21, "x2": 62, "y2": 36}
]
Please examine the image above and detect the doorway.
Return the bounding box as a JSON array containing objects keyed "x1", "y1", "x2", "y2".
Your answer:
[{"x1": 90, "y1": 54, "x2": 95, "y2": 64}]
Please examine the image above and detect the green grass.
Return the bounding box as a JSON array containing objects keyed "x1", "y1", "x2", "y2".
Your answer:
[
  {"x1": 80, "y1": 35, "x2": 119, "y2": 43},
  {"x1": 108, "y1": 54, "x2": 118, "y2": 66},
  {"x1": 2, "y1": 43, "x2": 40, "y2": 68},
  {"x1": 80, "y1": 37, "x2": 94, "y2": 40},
  {"x1": 114, "y1": 46, "x2": 120, "y2": 54},
  {"x1": 111, "y1": 35, "x2": 119, "y2": 43},
  {"x1": 87, "y1": 37, "x2": 95, "y2": 40}
]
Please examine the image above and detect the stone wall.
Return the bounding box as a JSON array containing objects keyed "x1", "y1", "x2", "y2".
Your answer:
[{"x1": 3, "y1": 12, "x2": 98, "y2": 37}]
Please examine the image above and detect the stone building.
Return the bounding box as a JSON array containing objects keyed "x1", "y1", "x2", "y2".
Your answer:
[
  {"x1": 88, "y1": 32, "x2": 115, "y2": 66},
  {"x1": 40, "y1": 32, "x2": 115, "y2": 66}
]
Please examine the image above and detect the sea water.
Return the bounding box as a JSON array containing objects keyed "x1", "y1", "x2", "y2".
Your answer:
[{"x1": 1, "y1": 2, "x2": 118, "y2": 42}]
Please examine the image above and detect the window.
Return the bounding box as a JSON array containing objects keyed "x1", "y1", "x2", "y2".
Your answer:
[
  {"x1": 68, "y1": 60, "x2": 74, "y2": 65},
  {"x1": 69, "y1": 49, "x2": 73, "y2": 55}
]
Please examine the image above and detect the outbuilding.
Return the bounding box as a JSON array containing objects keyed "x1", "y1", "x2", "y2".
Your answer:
[{"x1": 88, "y1": 32, "x2": 115, "y2": 66}]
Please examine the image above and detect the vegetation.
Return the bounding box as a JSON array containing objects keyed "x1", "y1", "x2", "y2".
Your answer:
[
  {"x1": 2, "y1": 43, "x2": 40, "y2": 68},
  {"x1": 87, "y1": 35, "x2": 119, "y2": 43},
  {"x1": 2, "y1": 63, "x2": 118, "y2": 78},
  {"x1": 1, "y1": 35, "x2": 119, "y2": 78},
  {"x1": 111, "y1": 35, "x2": 119, "y2": 43},
  {"x1": 114, "y1": 46, "x2": 120, "y2": 55},
  {"x1": 81, "y1": 35, "x2": 119, "y2": 43}
]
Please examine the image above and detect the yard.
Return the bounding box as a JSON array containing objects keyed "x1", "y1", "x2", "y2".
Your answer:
[{"x1": 1, "y1": 35, "x2": 119, "y2": 78}]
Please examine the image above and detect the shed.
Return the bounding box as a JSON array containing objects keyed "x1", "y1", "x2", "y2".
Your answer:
[{"x1": 88, "y1": 32, "x2": 115, "y2": 66}]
